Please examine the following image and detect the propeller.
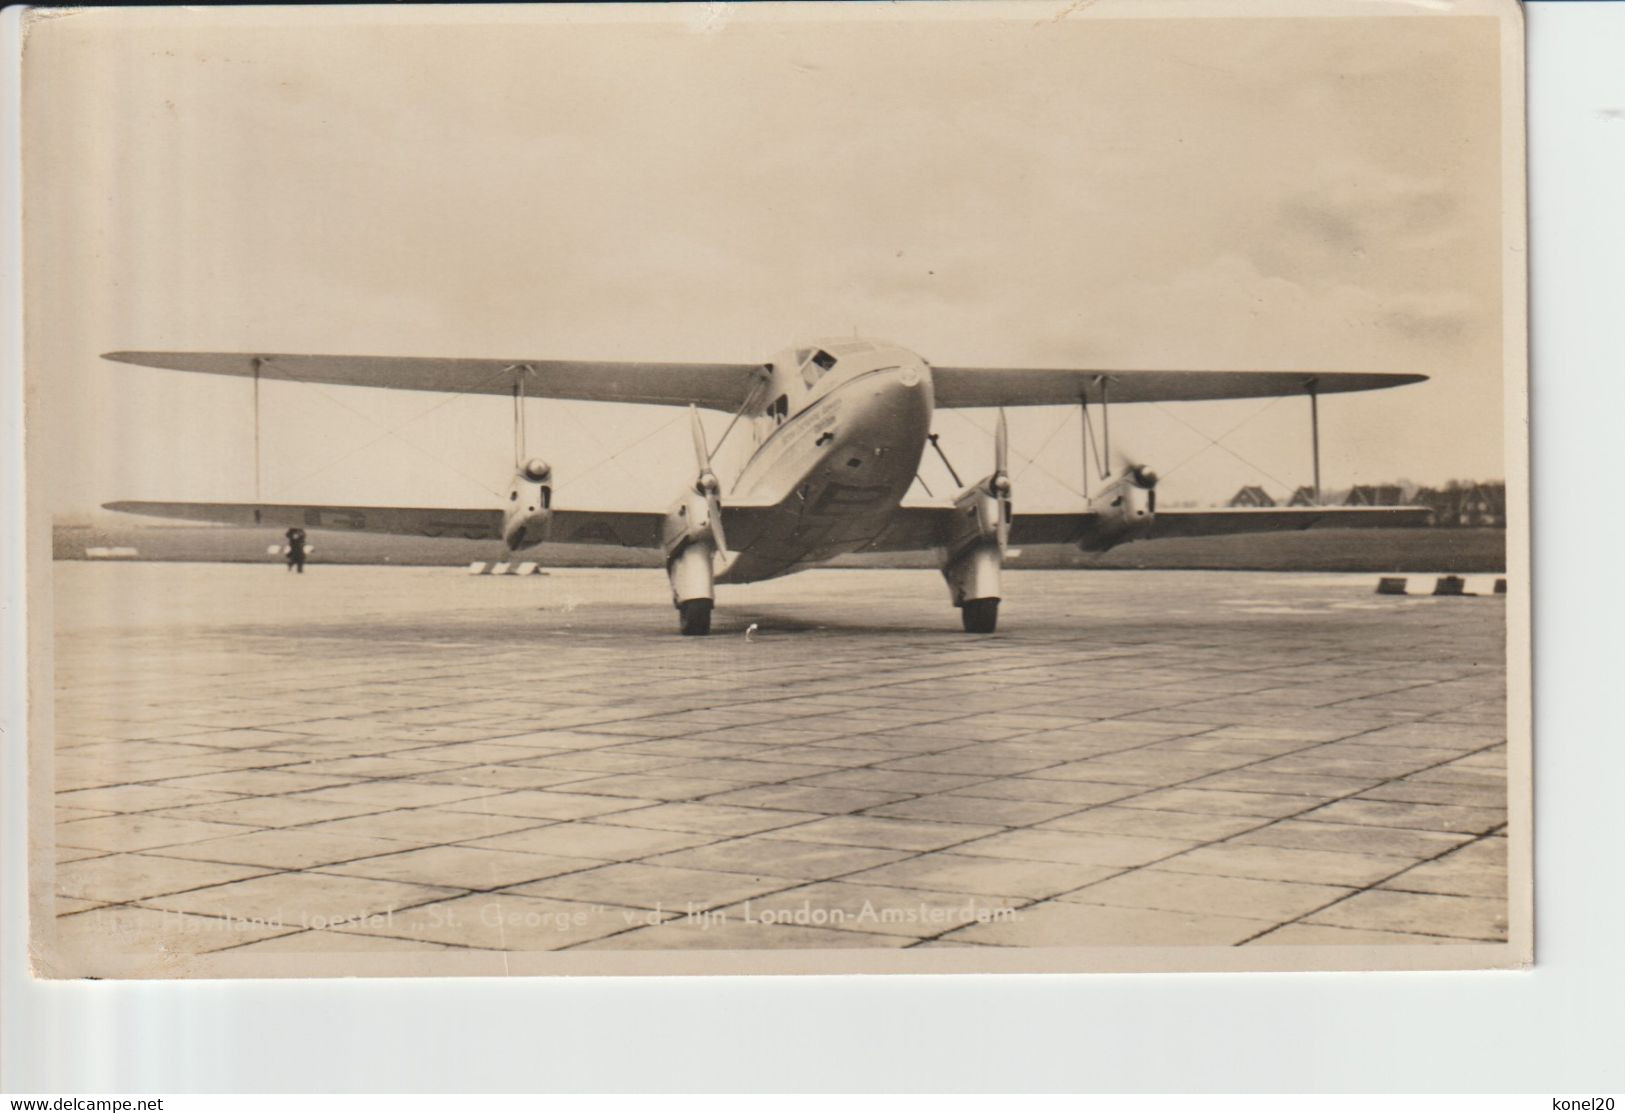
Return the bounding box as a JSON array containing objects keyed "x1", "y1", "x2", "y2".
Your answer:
[
  {"x1": 1110, "y1": 446, "x2": 1159, "y2": 490},
  {"x1": 989, "y1": 407, "x2": 1011, "y2": 497},
  {"x1": 990, "y1": 408, "x2": 1012, "y2": 548},
  {"x1": 688, "y1": 405, "x2": 728, "y2": 553}
]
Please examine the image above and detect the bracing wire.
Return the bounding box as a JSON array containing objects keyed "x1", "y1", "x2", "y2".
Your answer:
[
  {"x1": 1154, "y1": 396, "x2": 1292, "y2": 490},
  {"x1": 261, "y1": 358, "x2": 524, "y2": 501}
]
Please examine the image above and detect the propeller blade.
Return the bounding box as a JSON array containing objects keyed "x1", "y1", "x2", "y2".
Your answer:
[
  {"x1": 709, "y1": 502, "x2": 728, "y2": 554},
  {"x1": 1109, "y1": 445, "x2": 1158, "y2": 489},
  {"x1": 995, "y1": 407, "x2": 1009, "y2": 477},
  {"x1": 690, "y1": 405, "x2": 727, "y2": 551},
  {"x1": 689, "y1": 405, "x2": 711, "y2": 473}
]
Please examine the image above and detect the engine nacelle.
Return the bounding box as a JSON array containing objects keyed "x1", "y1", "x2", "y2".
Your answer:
[
  {"x1": 661, "y1": 488, "x2": 725, "y2": 604},
  {"x1": 502, "y1": 458, "x2": 553, "y2": 551},
  {"x1": 939, "y1": 474, "x2": 1011, "y2": 606},
  {"x1": 1077, "y1": 467, "x2": 1157, "y2": 552},
  {"x1": 966, "y1": 475, "x2": 1012, "y2": 546},
  {"x1": 661, "y1": 487, "x2": 719, "y2": 560},
  {"x1": 942, "y1": 474, "x2": 1011, "y2": 558}
]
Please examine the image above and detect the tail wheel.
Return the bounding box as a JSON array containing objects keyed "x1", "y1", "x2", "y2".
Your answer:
[
  {"x1": 961, "y1": 598, "x2": 999, "y2": 634},
  {"x1": 678, "y1": 598, "x2": 713, "y2": 636}
]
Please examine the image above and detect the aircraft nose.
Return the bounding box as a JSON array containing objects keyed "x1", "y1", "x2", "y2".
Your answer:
[
  {"x1": 875, "y1": 361, "x2": 934, "y2": 427},
  {"x1": 809, "y1": 350, "x2": 935, "y2": 450}
]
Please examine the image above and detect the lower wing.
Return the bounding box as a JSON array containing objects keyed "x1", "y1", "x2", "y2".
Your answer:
[
  {"x1": 1140, "y1": 506, "x2": 1432, "y2": 539},
  {"x1": 101, "y1": 500, "x2": 666, "y2": 549},
  {"x1": 1014, "y1": 506, "x2": 1435, "y2": 546},
  {"x1": 98, "y1": 499, "x2": 797, "y2": 553},
  {"x1": 102, "y1": 500, "x2": 1431, "y2": 556},
  {"x1": 862, "y1": 505, "x2": 1433, "y2": 553}
]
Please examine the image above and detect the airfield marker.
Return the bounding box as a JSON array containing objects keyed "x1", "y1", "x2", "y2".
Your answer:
[{"x1": 1374, "y1": 575, "x2": 1507, "y2": 596}]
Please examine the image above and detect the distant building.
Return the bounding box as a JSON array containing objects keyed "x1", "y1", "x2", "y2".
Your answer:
[
  {"x1": 1458, "y1": 482, "x2": 1506, "y2": 526},
  {"x1": 1227, "y1": 485, "x2": 1276, "y2": 508},
  {"x1": 1414, "y1": 482, "x2": 1506, "y2": 527},
  {"x1": 1342, "y1": 485, "x2": 1407, "y2": 507},
  {"x1": 1287, "y1": 486, "x2": 1319, "y2": 507}
]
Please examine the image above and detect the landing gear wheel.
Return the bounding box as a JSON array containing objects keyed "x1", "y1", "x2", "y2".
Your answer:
[
  {"x1": 961, "y1": 598, "x2": 999, "y2": 634},
  {"x1": 678, "y1": 598, "x2": 714, "y2": 636}
]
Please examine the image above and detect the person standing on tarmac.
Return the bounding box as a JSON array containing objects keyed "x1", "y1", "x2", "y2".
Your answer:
[{"x1": 284, "y1": 526, "x2": 308, "y2": 573}]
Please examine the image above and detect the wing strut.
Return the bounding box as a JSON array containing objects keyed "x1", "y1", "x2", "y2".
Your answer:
[
  {"x1": 510, "y1": 364, "x2": 535, "y2": 468},
  {"x1": 1079, "y1": 394, "x2": 1110, "y2": 492},
  {"x1": 705, "y1": 373, "x2": 770, "y2": 464},
  {"x1": 927, "y1": 433, "x2": 964, "y2": 489},
  {"x1": 1096, "y1": 375, "x2": 1112, "y2": 466},
  {"x1": 1306, "y1": 377, "x2": 1321, "y2": 505},
  {"x1": 1079, "y1": 396, "x2": 1089, "y2": 498},
  {"x1": 252, "y1": 356, "x2": 263, "y2": 501}
]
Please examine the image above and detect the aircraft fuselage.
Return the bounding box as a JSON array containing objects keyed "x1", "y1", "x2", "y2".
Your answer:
[{"x1": 717, "y1": 340, "x2": 935, "y2": 584}]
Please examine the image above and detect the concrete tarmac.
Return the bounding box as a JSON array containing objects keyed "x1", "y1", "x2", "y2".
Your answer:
[{"x1": 43, "y1": 563, "x2": 1510, "y2": 967}]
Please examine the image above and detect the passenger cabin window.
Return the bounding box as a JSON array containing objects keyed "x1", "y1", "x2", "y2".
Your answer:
[{"x1": 771, "y1": 394, "x2": 790, "y2": 424}]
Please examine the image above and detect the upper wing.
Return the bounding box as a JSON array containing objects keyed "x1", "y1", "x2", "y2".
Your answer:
[
  {"x1": 930, "y1": 368, "x2": 1427, "y2": 408},
  {"x1": 105, "y1": 352, "x2": 1423, "y2": 411},
  {"x1": 103, "y1": 352, "x2": 766, "y2": 411},
  {"x1": 102, "y1": 500, "x2": 667, "y2": 548}
]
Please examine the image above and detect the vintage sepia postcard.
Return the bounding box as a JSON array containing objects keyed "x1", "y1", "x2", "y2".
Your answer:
[{"x1": 21, "y1": 0, "x2": 1529, "y2": 978}]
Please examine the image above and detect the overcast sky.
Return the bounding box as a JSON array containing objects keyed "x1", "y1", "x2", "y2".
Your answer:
[{"x1": 25, "y1": 2, "x2": 1511, "y2": 518}]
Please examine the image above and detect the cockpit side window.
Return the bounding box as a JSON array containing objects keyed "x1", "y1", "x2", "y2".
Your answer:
[{"x1": 800, "y1": 348, "x2": 838, "y2": 388}]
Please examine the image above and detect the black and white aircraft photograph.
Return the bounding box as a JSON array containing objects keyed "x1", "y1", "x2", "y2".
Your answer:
[{"x1": 21, "y1": 0, "x2": 1527, "y2": 978}]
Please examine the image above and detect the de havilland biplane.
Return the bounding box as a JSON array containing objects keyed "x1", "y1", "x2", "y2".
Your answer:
[{"x1": 103, "y1": 340, "x2": 1430, "y2": 634}]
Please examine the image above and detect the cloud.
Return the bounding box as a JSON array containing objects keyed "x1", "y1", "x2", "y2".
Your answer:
[
  {"x1": 1021, "y1": 252, "x2": 1492, "y2": 373},
  {"x1": 1277, "y1": 166, "x2": 1463, "y2": 258},
  {"x1": 1376, "y1": 290, "x2": 1480, "y2": 343}
]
